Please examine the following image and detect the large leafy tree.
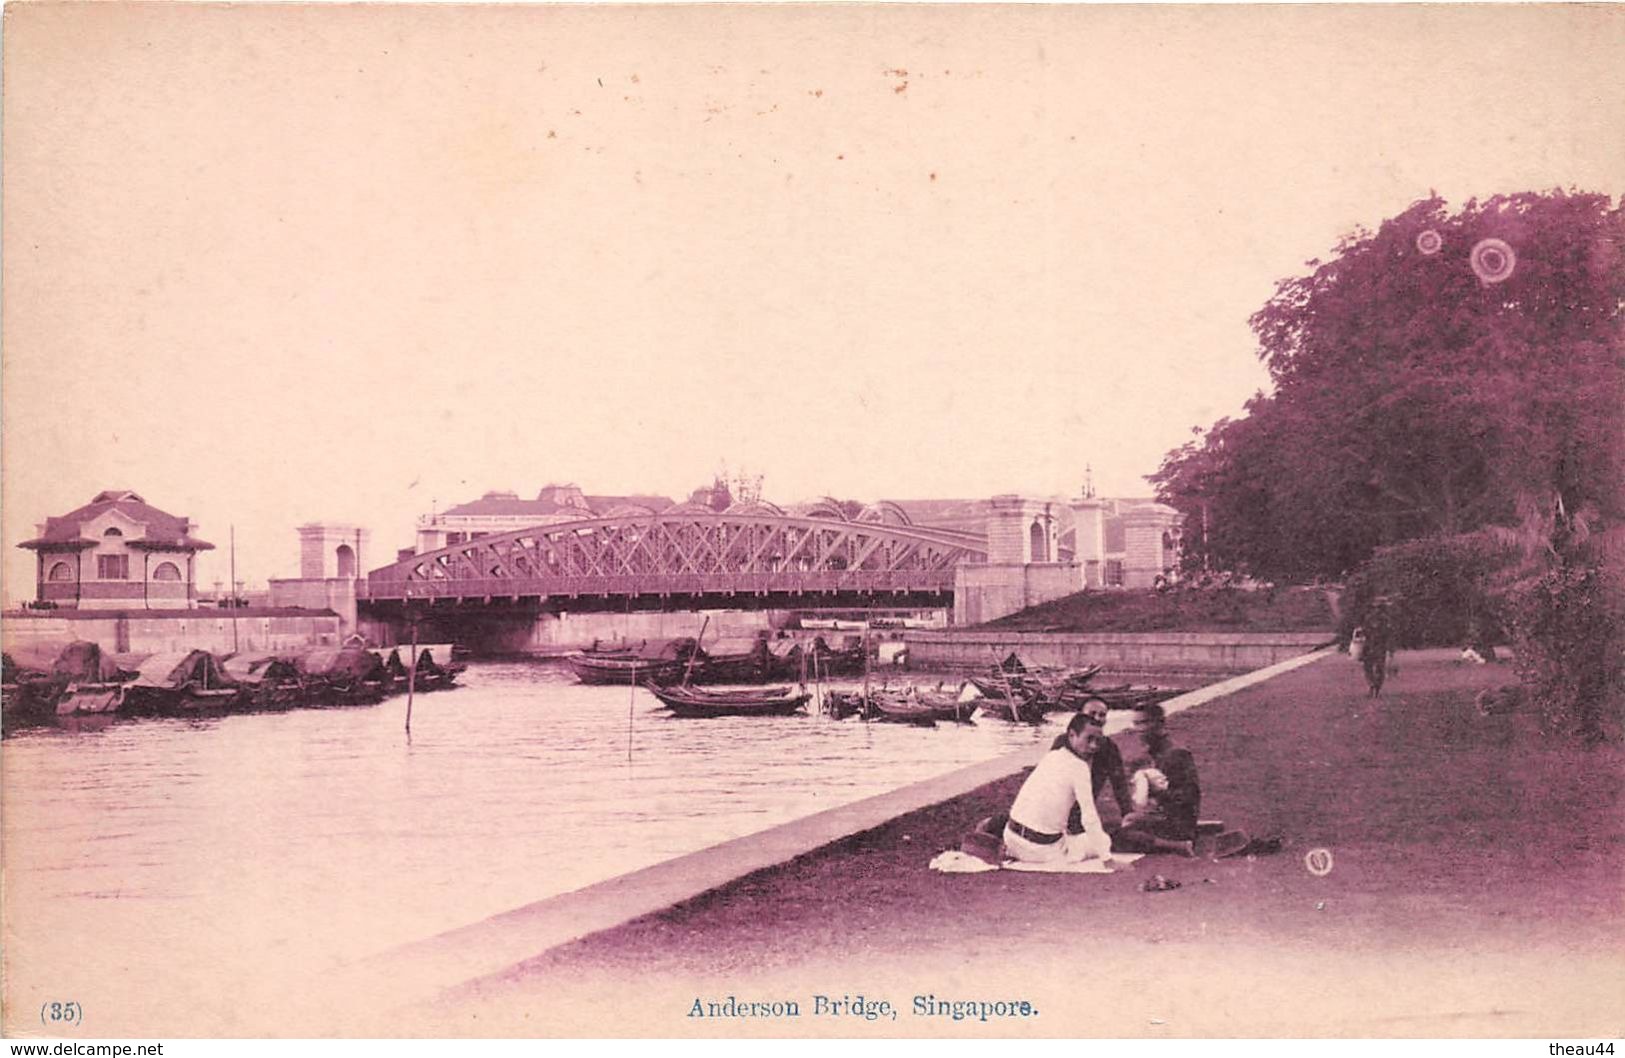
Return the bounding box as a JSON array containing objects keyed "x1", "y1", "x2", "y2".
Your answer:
[{"x1": 1153, "y1": 190, "x2": 1624, "y2": 583}]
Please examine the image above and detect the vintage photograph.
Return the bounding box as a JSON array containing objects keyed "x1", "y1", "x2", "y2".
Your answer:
[{"x1": 2, "y1": 2, "x2": 1622, "y2": 1042}]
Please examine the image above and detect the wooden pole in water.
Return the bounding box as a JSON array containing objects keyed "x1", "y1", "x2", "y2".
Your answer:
[
  {"x1": 991, "y1": 646, "x2": 1022, "y2": 723},
  {"x1": 627, "y1": 659, "x2": 637, "y2": 764},
  {"x1": 682, "y1": 615, "x2": 710, "y2": 687},
  {"x1": 404, "y1": 614, "x2": 418, "y2": 735},
  {"x1": 230, "y1": 525, "x2": 239, "y2": 653},
  {"x1": 861, "y1": 629, "x2": 871, "y2": 722}
]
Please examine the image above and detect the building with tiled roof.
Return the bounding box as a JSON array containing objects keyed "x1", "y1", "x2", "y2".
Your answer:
[
  {"x1": 414, "y1": 484, "x2": 675, "y2": 553},
  {"x1": 17, "y1": 491, "x2": 214, "y2": 609}
]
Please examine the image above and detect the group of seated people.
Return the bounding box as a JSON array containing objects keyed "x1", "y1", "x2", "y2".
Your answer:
[{"x1": 1002, "y1": 699, "x2": 1200, "y2": 864}]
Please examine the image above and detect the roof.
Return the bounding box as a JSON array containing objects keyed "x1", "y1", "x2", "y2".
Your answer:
[
  {"x1": 439, "y1": 490, "x2": 673, "y2": 519},
  {"x1": 17, "y1": 491, "x2": 214, "y2": 551}
]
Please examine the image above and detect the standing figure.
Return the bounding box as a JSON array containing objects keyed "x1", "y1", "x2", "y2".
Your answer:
[{"x1": 1361, "y1": 603, "x2": 1394, "y2": 697}]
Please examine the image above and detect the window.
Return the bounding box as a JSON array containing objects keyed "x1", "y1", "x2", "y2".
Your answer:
[
  {"x1": 98, "y1": 554, "x2": 129, "y2": 580},
  {"x1": 1106, "y1": 559, "x2": 1125, "y2": 587},
  {"x1": 103, "y1": 527, "x2": 123, "y2": 537},
  {"x1": 48, "y1": 561, "x2": 74, "y2": 582},
  {"x1": 152, "y1": 562, "x2": 182, "y2": 581}
]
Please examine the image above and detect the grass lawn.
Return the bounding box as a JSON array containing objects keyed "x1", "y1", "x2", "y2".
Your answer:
[
  {"x1": 423, "y1": 649, "x2": 1621, "y2": 1038},
  {"x1": 980, "y1": 584, "x2": 1338, "y2": 633}
]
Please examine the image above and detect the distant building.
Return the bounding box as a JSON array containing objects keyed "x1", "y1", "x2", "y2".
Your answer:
[
  {"x1": 888, "y1": 496, "x2": 1181, "y2": 588},
  {"x1": 414, "y1": 484, "x2": 675, "y2": 553},
  {"x1": 17, "y1": 490, "x2": 214, "y2": 610}
]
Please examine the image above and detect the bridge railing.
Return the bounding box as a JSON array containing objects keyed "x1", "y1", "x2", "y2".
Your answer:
[{"x1": 359, "y1": 569, "x2": 956, "y2": 600}]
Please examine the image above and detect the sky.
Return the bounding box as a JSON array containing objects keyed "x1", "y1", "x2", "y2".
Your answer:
[{"x1": 4, "y1": 4, "x2": 1623, "y2": 596}]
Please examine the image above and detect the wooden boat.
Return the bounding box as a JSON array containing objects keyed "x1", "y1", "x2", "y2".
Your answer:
[
  {"x1": 222, "y1": 652, "x2": 307, "y2": 709},
  {"x1": 908, "y1": 686, "x2": 981, "y2": 723},
  {"x1": 822, "y1": 690, "x2": 870, "y2": 720},
  {"x1": 974, "y1": 696, "x2": 1045, "y2": 723},
  {"x1": 295, "y1": 646, "x2": 390, "y2": 704},
  {"x1": 3, "y1": 643, "x2": 71, "y2": 721},
  {"x1": 808, "y1": 636, "x2": 866, "y2": 678},
  {"x1": 693, "y1": 637, "x2": 775, "y2": 683},
  {"x1": 869, "y1": 692, "x2": 938, "y2": 726},
  {"x1": 1084, "y1": 685, "x2": 1184, "y2": 710},
  {"x1": 53, "y1": 641, "x2": 135, "y2": 716},
  {"x1": 647, "y1": 682, "x2": 811, "y2": 718},
  {"x1": 121, "y1": 650, "x2": 241, "y2": 714},
  {"x1": 567, "y1": 637, "x2": 699, "y2": 685},
  {"x1": 373, "y1": 644, "x2": 467, "y2": 693}
]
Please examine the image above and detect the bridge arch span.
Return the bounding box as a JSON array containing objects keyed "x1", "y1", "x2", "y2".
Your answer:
[{"x1": 362, "y1": 511, "x2": 987, "y2": 602}]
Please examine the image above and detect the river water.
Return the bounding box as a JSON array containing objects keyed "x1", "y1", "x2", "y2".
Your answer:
[{"x1": 3, "y1": 659, "x2": 1073, "y2": 1033}]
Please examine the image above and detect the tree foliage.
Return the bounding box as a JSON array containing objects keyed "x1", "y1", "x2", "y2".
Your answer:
[{"x1": 1152, "y1": 190, "x2": 1624, "y2": 582}]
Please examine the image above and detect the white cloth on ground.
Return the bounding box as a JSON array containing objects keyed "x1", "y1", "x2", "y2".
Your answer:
[{"x1": 928, "y1": 849, "x2": 1144, "y2": 874}]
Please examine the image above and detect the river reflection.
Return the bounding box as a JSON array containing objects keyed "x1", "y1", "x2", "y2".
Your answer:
[{"x1": 3, "y1": 659, "x2": 1070, "y2": 1033}]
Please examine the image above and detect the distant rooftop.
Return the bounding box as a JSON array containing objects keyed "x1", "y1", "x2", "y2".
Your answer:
[{"x1": 17, "y1": 491, "x2": 214, "y2": 551}]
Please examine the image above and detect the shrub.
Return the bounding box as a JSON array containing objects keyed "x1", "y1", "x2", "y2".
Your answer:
[
  {"x1": 1508, "y1": 561, "x2": 1625, "y2": 743},
  {"x1": 1341, "y1": 534, "x2": 1517, "y2": 649}
]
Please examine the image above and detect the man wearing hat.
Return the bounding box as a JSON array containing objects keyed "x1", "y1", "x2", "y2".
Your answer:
[{"x1": 1002, "y1": 712, "x2": 1115, "y2": 864}]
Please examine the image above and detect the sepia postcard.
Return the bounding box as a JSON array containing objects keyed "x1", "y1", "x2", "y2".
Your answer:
[{"x1": 2, "y1": 1, "x2": 1622, "y2": 1044}]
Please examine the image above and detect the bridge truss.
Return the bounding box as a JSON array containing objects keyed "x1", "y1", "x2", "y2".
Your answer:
[{"x1": 360, "y1": 511, "x2": 989, "y2": 603}]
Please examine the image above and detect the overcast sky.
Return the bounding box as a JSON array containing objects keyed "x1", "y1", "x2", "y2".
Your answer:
[{"x1": 4, "y1": 4, "x2": 1622, "y2": 594}]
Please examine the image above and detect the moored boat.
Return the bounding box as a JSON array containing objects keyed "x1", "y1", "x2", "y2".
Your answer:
[
  {"x1": 869, "y1": 691, "x2": 938, "y2": 726},
  {"x1": 3, "y1": 643, "x2": 72, "y2": 722},
  {"x1": 121, "y1": 650, "x2": 241, "y2": 714},
  {"x1": 295, "y1": 646, "x2": 389, "y2": 705},
  {"x1": 222, "y1": 652, "x2": 306, "y2": 709},
  {"x1": 566, "y1": 637, "x2": 700, "y2": 685},
  {"x1": 647, "y1": 682, "x2": 811, "y2": 718}
]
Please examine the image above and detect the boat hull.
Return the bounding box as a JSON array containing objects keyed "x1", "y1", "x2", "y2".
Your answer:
[{"x1": 648, "y1": 684, "x2": 811, "y2": 718}]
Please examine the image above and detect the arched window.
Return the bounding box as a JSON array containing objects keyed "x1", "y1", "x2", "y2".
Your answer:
[
  {"x1": 48, "y1": 561, "x2": 74, "y2": 582},
  {"x1": 1030, "y1": 520, "x2": 1049, "y2": 562},
  {"x1": 335, "y1": 544, "x2": 356, "y2": 578},
  {"x1": 152, "y1": 562, "x2": 182, "y2": 582},
  {"x1": 103, "y1": 527, "x2": 123, "y2": 537}
]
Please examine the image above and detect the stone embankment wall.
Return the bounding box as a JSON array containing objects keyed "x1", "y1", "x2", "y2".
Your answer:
[
  {"x1": 902, "y1": 629, "x2": 1334, "y2": 678},
  {"x1": 1, "y1": 609, "x2": 343, "y2": 656}
]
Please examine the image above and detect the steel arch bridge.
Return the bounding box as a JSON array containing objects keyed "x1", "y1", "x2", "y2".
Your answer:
[{"x1": 359, "y1": 511, "x2": 988, "y2": 604}]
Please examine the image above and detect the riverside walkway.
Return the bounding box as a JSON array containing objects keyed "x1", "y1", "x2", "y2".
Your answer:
[{"x1": 326, "y1": 647, "x2": 1335, "y2": 1028}]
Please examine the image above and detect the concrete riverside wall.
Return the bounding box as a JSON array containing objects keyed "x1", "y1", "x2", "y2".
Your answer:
[
  {"x1": 952, "y1": 562, "x2": 1081, "y2": 625},
  {"x1": 330, "y1": 647, "x2": 1336, "y2": 1020},
  {"x1": 268, "y1": 578, "x2": 358, "y2": 637},
  {"x1": 509, "y1": 608, "x2": 790, "y2": 654},
  {"x1": 1, "y1": 609, "x2": 343, "y2": 656},
  {"x1": 903, "y1": 629, "x2": 1334, "y2": 676}
]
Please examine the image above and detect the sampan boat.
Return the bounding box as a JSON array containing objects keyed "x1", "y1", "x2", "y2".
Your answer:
[
  {"x1": 646, "y1": 682, "x2": 811, "y2": 718},
  {"x1": 567, "y1": 637, "x2": 700, "y2": 685}
]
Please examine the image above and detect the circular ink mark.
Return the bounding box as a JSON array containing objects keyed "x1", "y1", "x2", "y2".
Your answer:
[
  {"x1": 1304, "y1": 847, "x2": 1334, "y2": 876},
  {"x1": 1416, "y1": 230, "x2": 1443, "y2": 255},
  {"x1": 1470, "y1": 238, "x2": 1516, "y2": 284}
]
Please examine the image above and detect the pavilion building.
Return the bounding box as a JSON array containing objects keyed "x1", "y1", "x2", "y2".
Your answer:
[{"x1": 17, "y1": 490, "x2": 214, "y2": 610}]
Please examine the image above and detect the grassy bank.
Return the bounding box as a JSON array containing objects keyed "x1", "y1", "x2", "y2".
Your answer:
[
  {"x1": 421, "y1": 649, "x2": 1621, "y2": 1037},
  {"x1": 980, "y1": 584, "x2": 1337, "y2": 633}
]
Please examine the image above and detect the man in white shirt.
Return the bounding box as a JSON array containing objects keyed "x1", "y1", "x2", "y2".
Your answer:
[{"x1": 1003, "y1": 712, "x2": 1114, "y2": 864}]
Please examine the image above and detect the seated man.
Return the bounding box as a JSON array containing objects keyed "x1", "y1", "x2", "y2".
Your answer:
[
  {"x1": 1116, "y1": 703, "x2": 1199, "y2": 857},
  {"x1": 1003, "y1": 712, "x2": 1114, "y2": 864},
  {"x1": 1055, "y1": 698, "x2": 1133, "y2": 836}
]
